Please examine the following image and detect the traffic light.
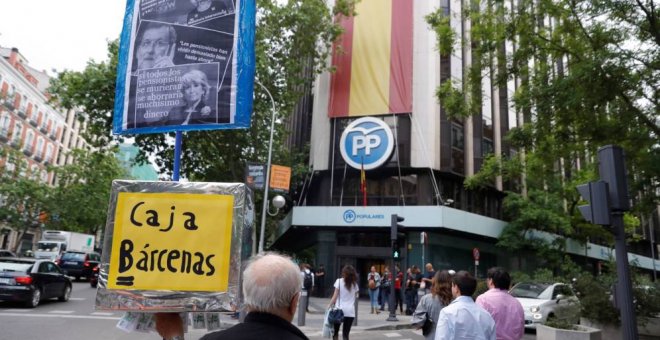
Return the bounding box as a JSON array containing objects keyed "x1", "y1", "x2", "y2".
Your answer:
[
  {"x1": 392, "y1": 240, "x2": 401, "y2": 260},
  {"x1": 576, "y1": 180, "x2": 611, "y2": 226},
  {"x1": 390, "y1": 214, "x2": 405, "y2": 240}
]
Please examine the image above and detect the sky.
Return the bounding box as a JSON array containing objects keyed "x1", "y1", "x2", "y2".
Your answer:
[{"x1": 0, "y1": 0, "x2": 127, "y2": 74}]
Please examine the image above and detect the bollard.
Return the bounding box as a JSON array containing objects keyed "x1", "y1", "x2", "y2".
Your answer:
[
  {"x1": 297, "y1": 289, "x2": 307, "y2": 326},
  {"x1": 353, "y1": 297, "x2": 358, "y2": 326}
]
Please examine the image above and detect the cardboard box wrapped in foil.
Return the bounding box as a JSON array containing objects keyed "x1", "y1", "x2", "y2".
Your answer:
[{"x1": 95, "y1": 180, "x2": 253, "y2": 312}]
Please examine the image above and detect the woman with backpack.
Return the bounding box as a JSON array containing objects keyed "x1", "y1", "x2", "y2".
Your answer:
[
  {"x1": 328, "y1": 265, "x2": 359, "y2": 340},
  {"x1": 411, "y1": 270, "x2": 453, "y2": 340},
  {"x1": 367, "y1": 266, "x2": 381, "y2": 314}
]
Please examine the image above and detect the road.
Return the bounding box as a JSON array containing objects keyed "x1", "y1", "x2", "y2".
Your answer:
[{"x1": 0, "y1": 282, "x2": 537, "y2": 339}]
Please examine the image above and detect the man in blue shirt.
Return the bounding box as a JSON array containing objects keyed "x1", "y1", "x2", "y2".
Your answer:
[{"x1": 435, "y1": 271, "x2": 496, "y2": 340}]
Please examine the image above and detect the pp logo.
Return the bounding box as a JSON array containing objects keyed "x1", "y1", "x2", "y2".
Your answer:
[
  {"x1": 339, "y1": 117, "x2": 394, "y2": 170},
  {"x1": 343, "y1": 210, "x2": 356, "y2": 223}
]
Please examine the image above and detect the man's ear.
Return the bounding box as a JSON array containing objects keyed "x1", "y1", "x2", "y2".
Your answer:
[{"x1": 289, "y1": 292, "x2": 300, "y2": 315}]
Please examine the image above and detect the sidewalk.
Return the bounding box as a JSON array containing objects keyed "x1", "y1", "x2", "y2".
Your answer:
[
  {"x1": 220, "y1": 295, "x2": 415, "y2": 337},
  {"x1": 298, "y1": 296, "x2": 414, "y2": 336}
]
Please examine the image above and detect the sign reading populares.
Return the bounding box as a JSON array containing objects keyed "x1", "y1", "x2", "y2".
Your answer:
[
  {"x1": 108, "y1": 192, "x2": 233, "y2": 291},
  {"x1": 340, "y1": 117, "x2": 395, "y2": 170}
]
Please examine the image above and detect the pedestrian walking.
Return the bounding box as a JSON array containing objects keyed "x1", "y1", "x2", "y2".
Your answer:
[
  {"x1": 476, "y1": 267, "x2": 524, "y2": 340},
  {"x1": 328, "y1": 265, "x2": 359, "y2": 340},
  {"x1": 435, "y1": 271, "x2": 496, "y2": 340},
  {"x1": 412, "y1": 270, "x2": 452, "y2": 340},
  {"x1": 394, "y1": 266, "x2": 404, "y2": 314}
]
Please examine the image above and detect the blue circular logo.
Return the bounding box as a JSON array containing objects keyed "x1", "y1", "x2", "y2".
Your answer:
[
  {"x1": 343, "y1": 210, "x2": 356, "y2": 223},
  {"x1": 339, "y1": 117, "x2": 394, "y2": 170}
]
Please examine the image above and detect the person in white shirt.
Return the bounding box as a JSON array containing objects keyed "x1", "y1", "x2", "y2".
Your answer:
[
  {"x1": 328, "y1": 265, "x2": 359, "y2": 340},
  {"x1": 435, "y1": 270, "x2": 496, "y2": 340}
]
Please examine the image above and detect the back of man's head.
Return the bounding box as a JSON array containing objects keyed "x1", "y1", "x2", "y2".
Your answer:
[
  {"x1": 487, "y1": 267, "x2": 511, "y2": 290},
  {"x1": 243, "y1": 253, "x2": 301, "y2": 314},
  {"x1": 453, "y1": 271, "x2": 477, "y2": 296}
]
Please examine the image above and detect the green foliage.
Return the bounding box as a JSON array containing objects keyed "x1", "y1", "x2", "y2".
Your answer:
[
  {"x1": 0, "y1": 148, "x2": 52, "y2": 252},
  {"x1": 47, "y1": 149, "x2": 127, "y2": 235},
  {"x1": 425, "y1": 9, "x2": 455, "y2": 56}
]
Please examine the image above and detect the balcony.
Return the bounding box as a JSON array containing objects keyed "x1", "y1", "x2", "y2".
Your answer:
[
  {"x1": 2, "y1": 100, "x2": 15, "y2": 111},
  {"x1": 49, "y1": 133, "x2": 57, "y2": 141},
  {"x1": 16, "y1": 108, "x2": 27, "y2": 119},
  {"x1": 43, "y1": 157, "x2": 52, "y2": 166},
  {"x1": 0, "y1": 128, "x2": 8, "y2": 142},
  {"x1": 22, "y1": 148, "x2": 33, "y2": 157},
  {"x1": 34, "y1": 154, "x2": 43, "y2": 163},
  {"x1": 28, "y1": 118, "x2": 38, "y2": 127},
  {"x1": 40, "y1": 126, "x2": 49, "y2": 134},
  {"x1": 10, "y1": 140, "x2": 21, "y2": 149}
]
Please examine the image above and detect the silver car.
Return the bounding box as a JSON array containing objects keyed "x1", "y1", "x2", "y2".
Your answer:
[{"x1": 510, "y1": 282, "x2": 580, "y2": 328}]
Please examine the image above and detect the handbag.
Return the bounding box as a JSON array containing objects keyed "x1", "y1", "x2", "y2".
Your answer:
[
  {"x1": 421, "y1": 317, "x2": 433, "y2": 336},
  {"x1": 328, "y1": 279, "x2": 345, "y2": 324}
]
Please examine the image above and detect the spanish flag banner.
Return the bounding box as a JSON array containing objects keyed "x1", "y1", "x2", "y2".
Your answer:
[{"x1": 328, "y1": 0, "x2": 413, "y2": 118}]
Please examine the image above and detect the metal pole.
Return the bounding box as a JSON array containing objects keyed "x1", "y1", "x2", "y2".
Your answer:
[
  {"x1": 612, "y1": 212, "x2": 639, "y2": 340},
  {"x1": 652, "y1": 209, "x2": 658, "y2": 281},
  {"x1": 297, "y1": 289, "x2": 307, "y2": 326},
  {"x1": 256, "y1": 81, "x2": 276, "y2": 253},
  {"x1": 172, "y1": 131, "x2": 183, "y2": 181}
]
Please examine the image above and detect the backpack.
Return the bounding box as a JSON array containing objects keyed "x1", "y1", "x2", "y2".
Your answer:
[{"x1": 303, "y1": 271, "x2": 313, "y2": 290}]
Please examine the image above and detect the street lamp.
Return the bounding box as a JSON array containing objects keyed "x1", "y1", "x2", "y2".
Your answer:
[
  {"x1": 267, "y1": 195, "x2": 286, "y2": 216},
  {"x1": 256, "y1": 80, "x2": 277, "y2": 254}
]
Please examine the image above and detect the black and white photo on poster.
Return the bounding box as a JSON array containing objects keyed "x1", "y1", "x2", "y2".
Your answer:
[
  {"x1": 139, "y1": 0, "x2": 236, "y2": 34},
  {"x1": 125, "y1": 15, "x2": 235, "y2": 129},
  {"x1": 132, "y1": 63, "x2": 221, "y2": 127}
]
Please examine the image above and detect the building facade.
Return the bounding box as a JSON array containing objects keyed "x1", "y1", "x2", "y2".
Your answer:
[
  {"x1": 272, "y1": 0, "x2": 658, "y2": 293},
  {"x1": 0, "y1": 47, "x2": 92, "y2": 254}
]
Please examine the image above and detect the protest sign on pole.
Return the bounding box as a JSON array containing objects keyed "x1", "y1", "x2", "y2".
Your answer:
[{"x1": 112, "y1": 0, "x2": 256, "y2": 135}]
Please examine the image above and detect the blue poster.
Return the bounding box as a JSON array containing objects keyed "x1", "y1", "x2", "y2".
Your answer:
[{"x1": 113, "y1": 0, "x2": 255, "y2": 135}]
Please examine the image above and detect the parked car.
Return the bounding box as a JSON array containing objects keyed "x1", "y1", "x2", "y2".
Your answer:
[
  {"x1": 56, "y1": 251, "x2": 100, "y2": 281},
  {"x1": 510, "y1": 282, "x2": 581, "y2": 328},
  {"x1": 0, "y1": 250, "x2": 17, "y2": 258},
  {"x1": 0, "y1": 257, "x2": 72, "y2": 307}
]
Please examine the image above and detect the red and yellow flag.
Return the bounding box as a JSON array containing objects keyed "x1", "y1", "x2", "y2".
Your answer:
[{"x1": 328, "y1": 0, "x2": 413, "y2": 118}]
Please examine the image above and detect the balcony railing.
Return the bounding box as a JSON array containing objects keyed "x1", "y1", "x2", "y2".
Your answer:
[
  {"x1": 0, "y1": 128, "x2": 8, "y2": 142},
  {"x1": 43, "y1": 157, "x2": 52, "y2": 166},
  {"x1": 28, "y1": 118, "x2": 38, "y2": 127},
  {"x1": 10, "y1": 140, "x2": 21, "y2": 149},
  {"x1": 40, "y1": 126, "x2": 49, "y2": 134},
  {"x1": 49, "y1": 133, "x2": 57, "y2": 141},
  {"x1": 16, "y1": 108, "x2": 27, "y2": 119},
  {"x1": 22, "y1": 148, "x2": 33, "y2": 157},
  {"x1": 34, "y1": 154, "x2": 43, "y2": 162},
  {"x1": 2, "y1": 100, "x2": 15, "y2": 111}
]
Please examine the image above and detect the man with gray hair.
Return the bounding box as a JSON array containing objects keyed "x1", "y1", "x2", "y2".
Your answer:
[{"x1": 155, "y1": 252, "x2": 308, "y2": 340}]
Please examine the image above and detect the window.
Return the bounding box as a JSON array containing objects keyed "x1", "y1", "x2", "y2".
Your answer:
[
  {"x1": 45, "y1": 144, "x2": 53, "y2": 162},
  {"x1": 40, "y1": 114, "x2": 48, "y2": 129},
  {"x1": 40, "y1": 170, "x2": 48, "y2": 182},
  {"x1": 25, "y1": 130, "x2": 34, "y2": 150},
  {"x1": 20, "y1": 95, "x2": 27, "y2": 111},
  {"x1": 36, "y1": 137, "x2": 44, "y2": 157},
  {"x1": 12, "y1": 123, "x2": 22, "y2": 143},
  {"x1": 0, "y1": 114, "x2": 9, "y2": 134}
]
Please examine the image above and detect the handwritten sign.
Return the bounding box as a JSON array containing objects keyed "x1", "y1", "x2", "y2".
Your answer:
[{"x1": 108, "y1": 192, "x2": 233, "y2": 291}]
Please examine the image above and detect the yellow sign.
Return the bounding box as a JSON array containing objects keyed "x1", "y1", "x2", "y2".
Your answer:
[
  {"x1": 108, "y1": 192, "x2": 233, "y2": 291},
  {"x1": 269, "y1": 165, "x2": 291, "y2": 191}
]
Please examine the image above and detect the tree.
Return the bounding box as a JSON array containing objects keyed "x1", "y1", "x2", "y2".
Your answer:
[
  {"x1": 0, "y1": 148, "x2": 51, "y2": 252},
  {"x1": 49, "y1": 0, "x2": 356, "y2": 247},
  {"x1": 427, "y1": 0, "x2": 659, "y2": 271},
  {"x1": 46, "y1": 148, "x2": 127, "y2": 235}
]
